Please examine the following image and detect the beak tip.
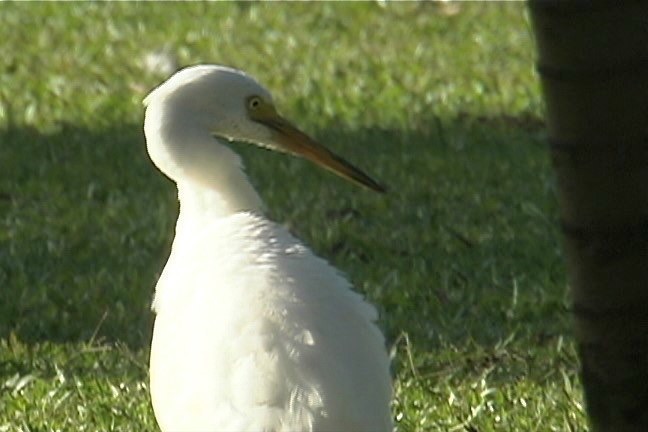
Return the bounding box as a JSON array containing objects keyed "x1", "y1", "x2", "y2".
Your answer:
[{"x1": 372, "y1": 182, "x2": 387, "y2": 194}]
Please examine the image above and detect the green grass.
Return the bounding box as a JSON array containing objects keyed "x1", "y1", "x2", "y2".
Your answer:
[{"x1": 0, "y1": 2, "x2": 586, "y2": 431}]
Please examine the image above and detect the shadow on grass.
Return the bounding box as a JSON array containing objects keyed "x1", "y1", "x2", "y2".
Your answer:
[
  {"x1": 0, "y1": 115, "x2": 567, "y2": 366},
  {"x1": 0, "y1": 123, "x2": 167, "y2": 349}
]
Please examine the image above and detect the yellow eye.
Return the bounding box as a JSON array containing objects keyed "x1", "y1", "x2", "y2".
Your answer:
[{"x1": 248, "y1": 96, "x2": 262, "y2": 110}]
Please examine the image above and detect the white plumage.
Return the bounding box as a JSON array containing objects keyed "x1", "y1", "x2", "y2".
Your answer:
[{"x1": 143, "y1": 65, "x2": 392, "y2": 432}]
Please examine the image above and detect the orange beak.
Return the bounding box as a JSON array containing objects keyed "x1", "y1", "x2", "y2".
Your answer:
[{"x1": 249, "y1": 102, "x2": 386, "y2": 193}]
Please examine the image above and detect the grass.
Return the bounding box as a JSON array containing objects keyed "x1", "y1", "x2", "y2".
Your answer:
[{"x1": 0, "y1": 2, "x2": 586, "y2": 431}]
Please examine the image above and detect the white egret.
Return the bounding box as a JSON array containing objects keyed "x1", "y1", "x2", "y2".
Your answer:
[{"x1": 143, "y1": 65, "x2": 392, "y2": 432}]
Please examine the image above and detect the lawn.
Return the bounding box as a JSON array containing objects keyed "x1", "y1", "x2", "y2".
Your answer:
[{"x1": 0, "y1": 2, "x2": 586, "y2": 431}]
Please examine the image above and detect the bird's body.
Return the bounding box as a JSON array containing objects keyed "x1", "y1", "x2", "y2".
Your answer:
[{"x1": 144, "y1": 65, "x2": 391, "y2": 432}]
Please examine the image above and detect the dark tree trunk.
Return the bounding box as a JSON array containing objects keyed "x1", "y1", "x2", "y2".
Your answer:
[{"x1": 528, "y1": 2, "x2": 648, "y2": 431}]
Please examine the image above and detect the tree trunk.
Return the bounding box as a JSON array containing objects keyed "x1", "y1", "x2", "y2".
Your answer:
[{"x1": 528, "y1": 2, "x2": 648, "y2": 431}]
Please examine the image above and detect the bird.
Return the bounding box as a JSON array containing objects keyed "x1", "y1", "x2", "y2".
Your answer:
[{"x1": 143, "y1": 64, "x2": 392, "y2": 432}]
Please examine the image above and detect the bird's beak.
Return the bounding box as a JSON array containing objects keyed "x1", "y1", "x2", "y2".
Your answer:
[{"x1": 249, "y1": 102, "x2": 386, "y2": 193}]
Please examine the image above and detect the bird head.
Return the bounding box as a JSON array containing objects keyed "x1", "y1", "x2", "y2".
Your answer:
[{"x1": 144, "y1": 65, "x2": 385, "y2": 193}]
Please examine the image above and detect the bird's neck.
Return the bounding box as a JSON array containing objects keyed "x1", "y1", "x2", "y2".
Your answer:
[
  {"x1": 145, "y1": 107, "x2": 264, "y2": 225},
  {"x1": 172, "y1": 137, "x2": 265, "y2": 228},
  {"x1": 175, "y1": 173, "x2": 264, "y2": 229}
]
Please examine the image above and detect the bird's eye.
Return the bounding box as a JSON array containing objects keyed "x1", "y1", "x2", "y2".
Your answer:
[{"x1": 248, "y1": 96, "x2": 262, "y2": 110}]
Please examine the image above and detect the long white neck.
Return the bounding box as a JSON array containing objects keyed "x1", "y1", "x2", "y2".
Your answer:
[
  {"x1": 145, "y1": 106, "x2": 264, "y2": 227},
  {"x1": 176, "y1": 171, "x2": 263, "y2": 229},
  {"x1": 172, "y1": 141, "x2": 264, "y2": 240}
]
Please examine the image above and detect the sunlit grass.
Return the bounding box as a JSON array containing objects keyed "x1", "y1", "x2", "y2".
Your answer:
[{"x1": 0, "y1": 2, "x2": 586, "y2": 430}]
